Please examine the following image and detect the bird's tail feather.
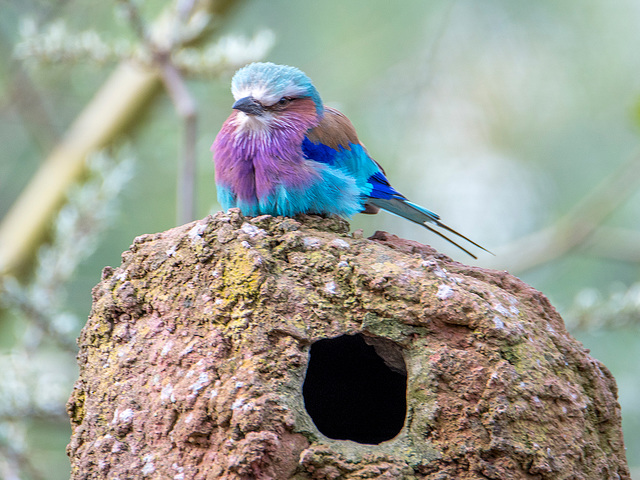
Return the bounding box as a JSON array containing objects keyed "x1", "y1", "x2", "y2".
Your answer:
[{"x1": 368, "y1": 197, "x2": 491, "y2": 259}]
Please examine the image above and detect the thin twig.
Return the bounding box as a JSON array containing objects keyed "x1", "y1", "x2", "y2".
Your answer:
[
  {"x1": 120, "y1": 0, "x2": 199, "y2": 224},
  {"x1": 158, "y1": 55, "x2": 198, "y2": 224},
  {"x1": 116, "y1": 0, "x2": 148, "y2": 42},
  {"x1": 17, "y1": 301, "x2": 77, "y2": 353},
  {"x1": 0, "y1": 441, "x2": 46, "y2": 480},
  {"x1": 484, "y1": 150, "x2": 640, "y2": 273},
  {"x1": 581, "y1": 226, "x2": 640, "y2": 263}
]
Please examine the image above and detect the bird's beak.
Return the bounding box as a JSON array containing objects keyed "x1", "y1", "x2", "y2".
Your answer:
[{"x1": 232, "y1": 96, "x2": 265, "y2": 116}]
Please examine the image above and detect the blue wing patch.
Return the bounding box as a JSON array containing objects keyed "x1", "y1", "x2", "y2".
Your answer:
[
  {"x1": 302, "y1": 137, "x2": 337, "y2": 165},
  {"x1": 367, "y1": 170, "x2": 402, "y2": 200},
  {"x1": 302, "y1": 136, "x2": 407, "y2": 204}
]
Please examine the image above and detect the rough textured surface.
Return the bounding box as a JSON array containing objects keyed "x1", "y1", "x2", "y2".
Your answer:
[{"x1": 67, "y1": 210, "x2": 630, "y2": 479}]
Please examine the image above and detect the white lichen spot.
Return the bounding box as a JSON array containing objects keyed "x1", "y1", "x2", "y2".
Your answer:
[
  {"x1": 509, "y1": 305, "x2": 520, "y2": 316},
  {"x1": 404, "y1": 269, "x2": 424, "y2": 279},
  {"x1": 210, "y1": 389, "x2": 218, "y2": 398},
  {"x1": 115, "y1": 271, "x2": 127, "y2": 281},
  {"x1": 231, "y1": 398, "x2": 245, "y2": 410},
  {"x1": 188, "y1": 222, "x2": 207, "y2": 240},
  {"x1": 423, "y1": 260, "x2": 448, "y2": 279},
  {"x1": 324, "y1": 281, "x2": 337, "y2": 295},
  {"x1": 337, "y1": 260, "x2": 349, "y2": 268},
  {"x1": 492, "y1": 316, "x2": 505, "y2": 329},
  {"x1": 161, "y1": 384, "x2": 175, "y2": 403},
  {"x1": 166, "y1": 245, "x2": 177, "y2": 257},
  {"x1": 185, "y1": 413, "x2": 194, "y2": 424},
  {"x1": 172, "y1": 463, "x2": 185, "y2": 478},
  {"x1": 119, "y1": 408, "x2": 134, "y2": 422},
  {"x1": 493, "y1": 302, "x2": 513, "y2": 317},
  {"x1": 240, "y1": 222, "x2": 266, "y2": 237},
  {"x1": 235, "y1": 381, "x2": 244, "y2": 389},
  {"x1": 112, "y1": 408, "x2": 134, "y2": 424},
  {"x1": 532, "y1": 396, "x2": 542, "y2": 407},
  {"x1": 161, "y1": 340, "x2": 173, "y2": 357},
  {"x1": 142, "y1": 454, "x2": 155, "y2": 475},
  {"x1": 241, "y1": 240, "x2": 252, "y2": 249},
  {"x1": 189, "y1": 372, "x2": 210, "y2": 393},
  {"x1": 180, "y1": 344, "x2": 194, "y2": 357},
  {"x1": 506, "y1": 294, "x2": 519, "y2": 305},
  {"x1": 303, "y1": 236, "x2": 323, "y2": 249},
  {"x1": 436, "y1": 284, "x2": 454, "y2": 300},
  {"x1": 329, "y1": 238, "x2": 350, "y2": 250}
]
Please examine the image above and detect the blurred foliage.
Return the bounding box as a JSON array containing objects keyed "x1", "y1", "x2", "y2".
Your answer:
[
  {"x1": 1, "y1": 0, "x2": 640, "y2": 478},
  {"x1": 0, "y1": 149, "x2": 134, "y2": 478}
]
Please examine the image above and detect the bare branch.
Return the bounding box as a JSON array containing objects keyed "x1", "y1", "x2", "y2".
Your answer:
[
  {"x1": 484, "y1": 150, "x2": 640, "y2": 273},
  {"x1": 158, "y1": 56, "x2": 198, "y2": 223}
]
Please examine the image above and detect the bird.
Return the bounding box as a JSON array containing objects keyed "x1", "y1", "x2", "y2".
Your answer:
[{"x1": 211, "y1": 62, "x2": 489, "y2": 259}]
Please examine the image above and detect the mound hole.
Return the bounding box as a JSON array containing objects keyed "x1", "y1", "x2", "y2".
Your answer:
[{"x1": 302, "y1": 334, "x2": 407, "y2": 444}]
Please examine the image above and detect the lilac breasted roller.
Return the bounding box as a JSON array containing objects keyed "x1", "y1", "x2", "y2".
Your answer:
[{"x1": 212, "y1": 62, "x2": 489, "y2": 258}]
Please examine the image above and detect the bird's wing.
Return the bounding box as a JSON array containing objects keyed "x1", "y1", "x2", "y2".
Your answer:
[
  {"x1": 303, "y1": 107, "x2": 407, "y2": 206},
  {"x1": 303, "y1": 107, "x2": 490, "y2": 258}
]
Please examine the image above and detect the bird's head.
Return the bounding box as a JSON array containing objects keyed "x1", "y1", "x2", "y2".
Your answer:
[{"x1": 229, "y1": 63, "x2": 323, "y2": 131}]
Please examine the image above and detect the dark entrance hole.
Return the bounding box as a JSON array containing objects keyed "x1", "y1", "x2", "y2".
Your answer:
[{"x1": 302, "y1": 334, "x2": 407, "y2": 444}]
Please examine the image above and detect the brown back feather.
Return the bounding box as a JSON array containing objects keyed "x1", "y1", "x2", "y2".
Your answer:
[{"x1": 307, "y1": 107, "x2": 360, "y2": 150}]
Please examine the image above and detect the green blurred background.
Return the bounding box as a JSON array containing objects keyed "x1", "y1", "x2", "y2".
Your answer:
[{"x1": 1, "y1": 0, "x2": 639, "y2": 478}]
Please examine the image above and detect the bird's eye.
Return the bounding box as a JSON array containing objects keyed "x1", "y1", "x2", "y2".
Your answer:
[{"x1": 276, "y1": 97, "x2": 291, "y2": 107}]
